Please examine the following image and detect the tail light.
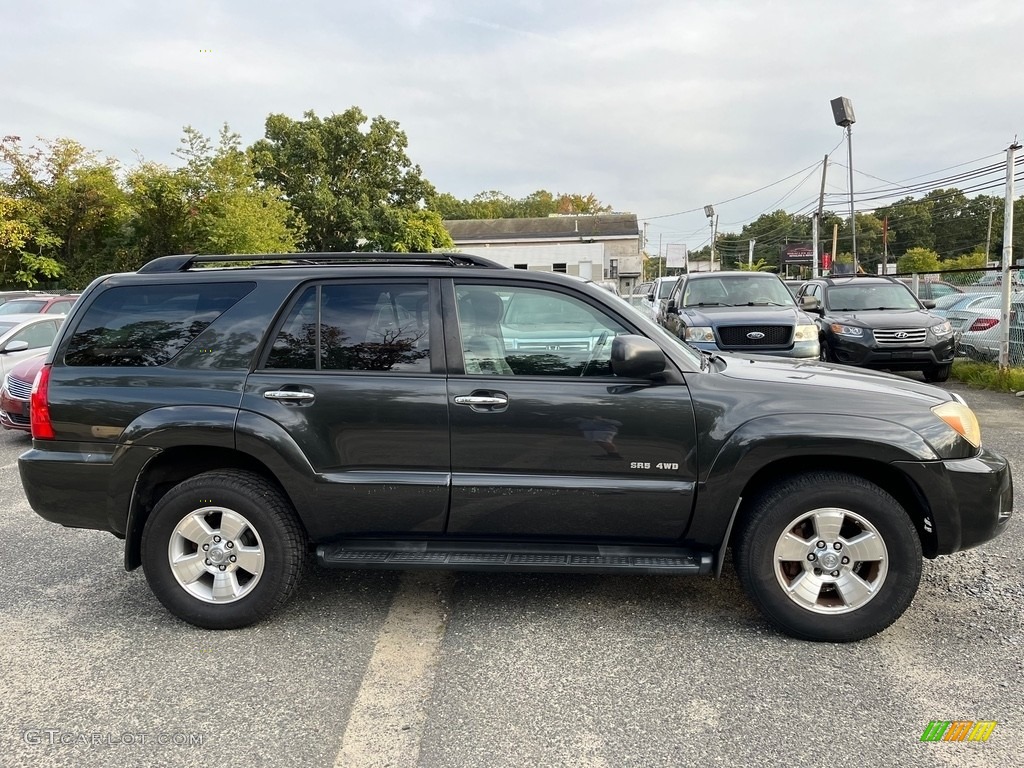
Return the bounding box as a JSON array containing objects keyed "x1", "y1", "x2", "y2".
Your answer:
[
  {"x1": 30, "y1": 364, "x2": 54, "y2": 440},
  {"x1": 968, "y1": 318, "x2": 998, "y2": 332}
]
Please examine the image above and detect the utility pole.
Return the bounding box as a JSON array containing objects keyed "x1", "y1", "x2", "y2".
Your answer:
[
  {"x1": 657, "y1": 233, "x2": 663, "y2": 278},
  {"x1": 985, "y1": 199, "x2": 995, "y2": 264},
  {"x1": 847, "y1": 124, "x2": 857, "y2": 271},
  {"x1": 748, "y1": 239, "x2": 756, "y2": 269},
  {"x1": 998, "y1": 140, "x2": 1020, "y2": 369},
  {"x1": 831, "y1": 224, "x2": 839, "y2": 274},
  {"x1": 813, "y1": 154, "x2": 828, "y2": 278},
  {"x1": 882, "y1": 216, "x2": 889, "y2": 274}
]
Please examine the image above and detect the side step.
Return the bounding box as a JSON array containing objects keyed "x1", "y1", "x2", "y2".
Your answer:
[{"x1": 318, "y1": 540, "x2": 713, "y2": 575}]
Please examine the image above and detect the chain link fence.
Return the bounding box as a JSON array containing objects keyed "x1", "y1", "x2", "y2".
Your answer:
[{"x1": 895, "y1": 267, "x2": 1023, "y2": 368}]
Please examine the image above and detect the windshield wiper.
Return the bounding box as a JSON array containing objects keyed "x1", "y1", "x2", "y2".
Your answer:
[{"x1": 686, "y1": 301, "x2": 727, "y2": 307}]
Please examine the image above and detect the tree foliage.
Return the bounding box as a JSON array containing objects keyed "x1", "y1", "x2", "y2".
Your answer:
[
  {"x1": 249, "y1": 108, "x2": 434, "y2": 252},
  {"x1": 896, "y1": 246, "x2": 941, "y2": 274},
  {"x1": 433, "y1": 189, "x2": 613, "y2": 220}
]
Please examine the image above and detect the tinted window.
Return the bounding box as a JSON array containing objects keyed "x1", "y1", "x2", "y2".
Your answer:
[
  {"x1": 65, "y1": 283, "x2": 254, "y2": 366},
  {"x1": 456, "y1": 284, "x2": 628, "y2": 377},
  {"x1": 266, "y1": 282, "x2": 431, "y2": 373},
  {"x1": 827, "y1": 283, "x2": 920, "y2": 311}
]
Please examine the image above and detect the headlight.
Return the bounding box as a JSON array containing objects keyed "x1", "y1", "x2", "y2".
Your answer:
[
  {"x1": 794, "y1": 324, "x2": 818, "y2": 342},
  {"x1": 684, "y1": 326, "x2": 715, "y2": 343},
  {"x1": 932, "y1": 401, "x2": 981, "y2": 448},
  {"x1": 931, "y1": 321, "x2": 953, "y2": 338},
  {"x1": 830, "y1": 323, "x2": 864, "y2": 337}
]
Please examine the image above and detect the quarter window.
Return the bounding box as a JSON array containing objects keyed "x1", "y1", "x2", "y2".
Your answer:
[{"x1": 64, "y1": 283, "x2": 254, "y2": 366}]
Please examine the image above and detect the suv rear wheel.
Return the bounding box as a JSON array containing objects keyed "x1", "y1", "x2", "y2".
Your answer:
[
  {"x1": 735, "y1": 471, "x2": 922, "y2": 642},
  {"x1": 141, "y1": 470, "x2": 309, "y2": 629}
]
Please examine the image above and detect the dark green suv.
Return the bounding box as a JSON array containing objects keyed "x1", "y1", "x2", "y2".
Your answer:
[{"x1": 19, "y1": 253, "x2": 1013, "y2": 641}]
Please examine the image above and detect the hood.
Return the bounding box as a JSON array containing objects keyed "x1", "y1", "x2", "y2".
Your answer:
[
  {"x1": 681, "y1": 304, "x2": 812, "y2": 326},
  {"x1": 716, "y1": 353, "x2": 951, "y2": 406},
  {"x1": 826, "y1": 308, "x2": 943, "y2": 329}
]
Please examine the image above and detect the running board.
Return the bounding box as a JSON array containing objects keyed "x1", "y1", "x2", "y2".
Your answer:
[{"x1": 318, "y1": 540, "x2": 713, "y2": 575}]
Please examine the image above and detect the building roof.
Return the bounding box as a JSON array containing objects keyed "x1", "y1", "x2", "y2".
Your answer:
[{"x1": 444, "y1": 214, "x2": 639, "y2": 243}]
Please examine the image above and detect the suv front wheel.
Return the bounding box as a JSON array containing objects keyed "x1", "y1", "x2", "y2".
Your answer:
[
  {"x1": 735, "y1": 471, "x2": 922, "y2": 642},
  {"x1": 141, "y1": 470, "x2": 309, "y2": 629}
]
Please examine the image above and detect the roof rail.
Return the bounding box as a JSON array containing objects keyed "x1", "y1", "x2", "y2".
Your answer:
[{"x1": 137, "y1": 252, "x2": 507, "y2": 274}]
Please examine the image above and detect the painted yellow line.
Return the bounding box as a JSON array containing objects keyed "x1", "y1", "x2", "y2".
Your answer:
[{"x1": 335, "y1": 571, "x2": 454, "y2": 768}]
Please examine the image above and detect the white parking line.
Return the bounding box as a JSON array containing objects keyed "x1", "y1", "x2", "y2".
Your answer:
[{"x1": 335, "y1": 571, "x2": 453, "y2": 768}]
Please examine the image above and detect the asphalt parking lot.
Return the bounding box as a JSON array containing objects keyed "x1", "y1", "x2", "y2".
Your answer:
[{"x1": 0, "y1": 380, "x2": 1020, "y2": 768}]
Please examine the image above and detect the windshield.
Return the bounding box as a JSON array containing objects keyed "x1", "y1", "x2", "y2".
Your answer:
[
  {"x1": 0, "y1": 300, "x2": 46, "y2": 314},
  {"x1": 682, "y1": 275, "x2": 794, "y2": 307},
  {"x1": 656, "y1": 279, "x2": 679, "y2": 299},
  {"x1": 0, "y1": 321, "x2": 18, "y2": 334},
  {"x1": 826, "y1": 283, "x2": 920, "y2": 311}
]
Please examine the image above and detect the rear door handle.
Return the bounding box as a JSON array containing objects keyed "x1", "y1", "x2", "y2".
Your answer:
[{"x1": 454, "y1": 395, "x2": 508, "y2": 406}]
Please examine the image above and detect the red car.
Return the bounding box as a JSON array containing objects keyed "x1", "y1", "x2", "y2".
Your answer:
[
  {"x1": 0, "y1": 294, "x2": 80, "y2": 316},
  {"x1": 1, "y1": 351, "x2": 47, "y2": 432}
]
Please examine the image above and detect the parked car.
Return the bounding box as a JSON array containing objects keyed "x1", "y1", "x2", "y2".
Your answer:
[
  {"x1": 0, "y1": 351, "x2": 47, "y2": 432},
  {"x1": 897, "y1": 278, "x2": 963, "y2": 301},
  {"x1": 18, "y1": 252, "x2": 1012, "y2": 642},
  {"x1": 928, "y1": 291, "x2": 998, "y2": 318},
  {"x1": 949, "y1": 292, "x2": 1024, "y2": 362},
  {"x1": 642, "y1": 275, "x2": 682, "y2": 321},
  {"x1": 783, "y1": 279, "x2": 806, "y2": 298},
  {"x1": 0, "y1": 314, "x2": 64, "y2": 383},
  {"x1": 797, "y1": 275, "x2": 955, "y2": 382},
  {"x1": 0, "y1": 290, "x2": 47, "y2": 306},
  {"x1": 0, "y1": 294, "x2": 80, "y2": 316},
  {"x1": 969, "y1": 272, "x2": 1024, "y2": 292},
  {"x1": 660, "y1": 271, "x2": 819, "y2": 359}
]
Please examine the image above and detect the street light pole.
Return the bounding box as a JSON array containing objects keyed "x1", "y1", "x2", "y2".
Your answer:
[
  {"x1": 704, "y1": 204, "x2": 716, "y2": 272},
  {"x1": 831, "y1": 97, "x2": 858, "y2": 273}
]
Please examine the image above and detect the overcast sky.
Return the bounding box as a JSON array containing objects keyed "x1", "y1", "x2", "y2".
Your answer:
[{"x1": 4, "y1": 0, "x2": 1023, "y2": 252}]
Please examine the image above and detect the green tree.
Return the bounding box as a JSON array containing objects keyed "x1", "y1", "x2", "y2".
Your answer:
[
  {"x1": 249, "y1": 108, "x2": 434, "y2": 251},
  {"x1": 389, "y1": 210, "x2": 455, "y2": 253},
  {"x1": 0, "y1": 194, "x2": 63, "y2": 286},
  {"x1": 432, "y1": 189, "x2": 613, "y2": 220},
  {"x1": 896, "y1": 246, "x2": 941, "y2": 274}
]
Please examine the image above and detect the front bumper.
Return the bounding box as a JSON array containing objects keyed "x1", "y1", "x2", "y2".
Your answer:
[
  {"x1": 829, "y1": 335, "x2": 955, "y2": 369},
  {"x1": 895, "y1": 446, "x2": 1013, "y2": 556},
  {"x1": 0, "y1": 389, "x2": 30, "y2": 432}
]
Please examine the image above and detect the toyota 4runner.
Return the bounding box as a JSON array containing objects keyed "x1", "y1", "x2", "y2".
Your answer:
[{"x1": 19, "y1": 253, "x2": 1013, "y2": 641}]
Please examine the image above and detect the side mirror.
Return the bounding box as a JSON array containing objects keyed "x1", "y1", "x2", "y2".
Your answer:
[
  {"x1": 799, "y1": 295, "x2": 821, "y2": 312},
  {"x1": 666, "y1": 300, "x2": 678, "y2": 316},
  {"x1": 922, "y1": 299, "x2": 936, "y2": 309},
  {"x1": 646, "y1": 292, "x2": 655, "y2": 303},
  {"x1": 611, "y1": 335, "x2": 666, "y2": 378},
  {"x1": 2, "y1": 340, "x2": 29, "y2": 354}
]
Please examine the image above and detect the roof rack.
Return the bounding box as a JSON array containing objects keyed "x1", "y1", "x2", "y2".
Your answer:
[{"x1": 137, "y1": 252, "x2": 507, "y2": 274}]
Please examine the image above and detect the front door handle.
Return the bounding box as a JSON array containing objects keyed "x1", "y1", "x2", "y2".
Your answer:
[{"x1": 264, "y1": 390, "x2": 315, "y2": 402}]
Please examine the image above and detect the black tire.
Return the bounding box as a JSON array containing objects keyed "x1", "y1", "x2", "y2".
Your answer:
[
  {"x1": 141, "y1": 470, "x2": 309, "y2": 629},
  {"x1": 819, "y1": 342, "x2": 833, "y2": 363},
  {"x1": 734, "y1": 471, "x2": 922, "y2": 642},
  {"x1": 923, "y1": 363, "x2": 951, "y2": 383}
]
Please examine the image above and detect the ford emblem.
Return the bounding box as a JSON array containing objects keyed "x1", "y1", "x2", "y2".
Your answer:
[{"x1": 746, "y1": 331, "x2": 765, "y2": 340}]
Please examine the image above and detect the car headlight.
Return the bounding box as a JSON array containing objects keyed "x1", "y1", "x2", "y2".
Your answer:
[
  {"x1": 932, "y1": 401, "x2": 981, "y2": 447},
  {"x1": 829, "y1": 323, "x2": 864, "y2": 337},
  {"x1": 931, "y1": 321, "x2": 953, "y2": 338},
  {"x1": 794, "y1": 324, "x2": 818, "y2": 342},
  {"x1": 684, "y1": 326, "x2": 715, "y2": 343}
]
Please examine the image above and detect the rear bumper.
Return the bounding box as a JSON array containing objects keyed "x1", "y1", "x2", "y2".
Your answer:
[{"x1": 19, "y1": 445, "x2": 122, "y2": 534}]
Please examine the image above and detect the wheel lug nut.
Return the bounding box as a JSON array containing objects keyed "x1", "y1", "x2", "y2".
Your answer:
[
  {"x1": 807, "y1": 553, "x2": 817, "y2": 561},
  {"x1": 214, "y1": 536, "x2": 222, "y2": 543},
  {"x1": 226, "y1": 541, "x2": 234, "y2": 549},
  {"x1": 816, "y1": 541, "x2": 826, "y2": 549},
  {"x1": 205, "y1": 559, "x2": 211, "y2": 566},
  {"x1": 814, "y1": 568, "x2": 822, "y2": 575},
  {"x1": 831, "y1": 570, "x2": 840, "y2": 577},
  {"x1": 229, "y1": 555, "x2": 236, "y2": 562},
  {"x1": 202, "y1": 544, "x2": 210, "y2": 551},
  {"x1": 218, "y1": 565, "x2": 226, "y2": 571},
  {"x1": 833, "y1": 542, "x2": 842, "y2": 550},
  {"x1": 841, "y1": 556, "x2": 850, "y2": 564}
]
